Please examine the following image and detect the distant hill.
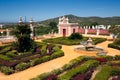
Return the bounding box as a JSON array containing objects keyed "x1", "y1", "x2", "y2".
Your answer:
[{"x1": 38, "y1": 14, "x2": 120, "y2": 25}]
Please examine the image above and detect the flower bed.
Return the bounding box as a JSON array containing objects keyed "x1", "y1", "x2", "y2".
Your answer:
[
  {"x1": 0, "y1": 42, "x2": 64, "y2": 75},
  {"x1": 31, "y1": 55, "x2": 120, "y2": 80}
]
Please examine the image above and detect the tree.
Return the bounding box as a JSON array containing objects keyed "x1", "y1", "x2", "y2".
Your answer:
[
  {"x1": 49, "y1": 22, "x2": 58, "y2": 33},
  {"x1": 109, "y1": 25, "x2": 120, "y2": 38},
  {"x1": 13, "y1": 25, "x2": 35, "y2": 52},
  {"x1": 68, "y1": 33, "x2": 83, "y2": 40}
]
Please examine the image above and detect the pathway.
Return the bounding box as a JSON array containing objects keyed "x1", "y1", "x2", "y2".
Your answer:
[{"x1": 0, "y1": 41, "x2": 120, "y2": 80}]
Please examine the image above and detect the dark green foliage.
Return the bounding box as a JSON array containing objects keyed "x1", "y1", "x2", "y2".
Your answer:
[
  {"x1": 15, "y1": 62, "x2": 30, "y2": 71},
  {"x1": 34, "y1": 26, "x2": 51, "y2": 36},
  {"x1": 92, "y1": 38, "x2": 107, "y2": 44},
  {"x1": 68, "y1": 33, "x2": 83, "y2": 40},
  {"x1": 114, "y1": 39, "x2": 120, "y2": 45},
  {"x1": 49, "y1": 22, "x2": 58, "y2": 33},
  {"x1": 108, "y1": 43, "x2": 120, "y2": 50},
  {"x1": 0, "y1": 66, "x2": 14, "y2": 75},
  {"x1": 13, "y1": 25, "x2": 36, "y2": 52}
]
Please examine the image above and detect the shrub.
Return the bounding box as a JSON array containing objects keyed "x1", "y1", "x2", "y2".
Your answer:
[
  {"x1": 15, "y1": 62, "x2": 30, "y2": 71},
  {"x1": 0, "y1": 46, "x2": 11, "y2": 55},
  {"x1": 0, "y1": 54, "x2": 12, "y2": 61},
  {"x1": 94, "y1": 65, "x2": 112, "y2": 80},
  {"x1": 6, "y1": 50, "x2": 17, "y2": 58},
  {"x1": 41, "y1": 45, "x2": 47, "y2": 55},
  {"x1": 93, "y1": 38, "x2": 107, "y2": 44},
  {"x1": 39, "y1": 56, "x2": 50, "y2": 63},
  {"x1": 68, "y1": 33, "x2": 83, "y2": 40},
  {"x1": 114, "y1": 39, "x2": 120, "y2": 45},
  {"x1": 30, "y1": 58, "x2": 40, "y2": 66},
  {"x1": 50, "y1": 50, "x2": 64, "y2": 59},
  {"x1": 108, "y1": 43, "x2": 120, "y2": 50},
  {"x1": 58, "y1": 60, "x2": 99, "y2": 80},
  {"x1": 0, "y1": 66, "x2": 14, "y2": 75},
  {"x1": 114, "y1": 55, "x2": 120, "y2": 60}
]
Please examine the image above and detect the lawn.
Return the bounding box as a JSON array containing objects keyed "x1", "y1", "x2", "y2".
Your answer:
[{"x1": 43, "y1": 37, "x2": 107, "y2": 45}]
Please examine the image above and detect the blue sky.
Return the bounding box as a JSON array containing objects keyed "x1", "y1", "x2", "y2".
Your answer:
[{"x1": 0, "y1": 0, "x2": 120, "y2": 22}]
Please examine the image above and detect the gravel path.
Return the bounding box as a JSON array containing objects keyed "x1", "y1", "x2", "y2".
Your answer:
[{"x1": 0, "y1": 41, "x2": 119, "y2": 80}]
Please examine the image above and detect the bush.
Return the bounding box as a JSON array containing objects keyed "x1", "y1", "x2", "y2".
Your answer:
[
  {"x1": 30, "y1": 58, "x2": 40, "y2": 66},
  {"x1": 41, "y1": 45, "x2": 47, "y2": 55},
  {"x1": 108, "y1": 43, "x2": 120, "y2": 50},
  {"x1": 93, "y1": 38, "x2": 107, "y2": 44},
  {"x1": 39, "y1": 56, "x2": 50, "y2": 63},
  {"x1": 0, "y1": 46, "x2": 11, "y2": 55},
  {"x1": 15, "y1": 62, "x2": 30, "y2": 71},
  {"x1": 58, "y1": 60, "x2": 99, "y2": 80},
  {"x1": 0, "y1": 54, "x2": 12, "y2": 61},
  {"x1": 50, "y1": 50, "x2": 64, "y2": 59},
  {"x1": 0, "y1": 66, "x2": 14, "y2": 75},
  {"x1": 6, "y1": 50, "x2": 17, "y2": 58},
  {"x1": 94, "y1": 65, "x2": 112, "y2": 80},
  {"x1": 68, "y1": 33, "x2": 83, "y2": 40}
]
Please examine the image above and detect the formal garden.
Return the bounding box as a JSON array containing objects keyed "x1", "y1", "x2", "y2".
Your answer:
[
  {"x1": 0, "y1": 25, "x2": 64, "y2": 75},
  {"x1": 31, "y1": 55, "x2": 120, "y2": 80},
  {"x1": 43, "y1": 33, "x2": 107, "y2": 45}
]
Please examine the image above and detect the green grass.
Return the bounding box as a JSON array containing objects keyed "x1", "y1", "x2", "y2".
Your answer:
[{"x1": 43, "y1": 37, "x2": 107, "y2": 45}]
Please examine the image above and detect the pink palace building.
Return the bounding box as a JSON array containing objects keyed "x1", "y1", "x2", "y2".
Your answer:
[{"x1": 58, "y1": 16, "x2": 110, "y2": 37}]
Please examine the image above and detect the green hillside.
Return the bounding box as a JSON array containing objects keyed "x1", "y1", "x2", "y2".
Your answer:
[{"x1": 38, "y1": 14, "x2": 120, "y2": 25}]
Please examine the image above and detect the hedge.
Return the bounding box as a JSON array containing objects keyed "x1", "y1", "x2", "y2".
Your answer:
[
  {"x1": 0, "y1": 66, "x2": 14, "y2": 75},
  {"x1": 6, "y1": 50, "x2": 17, "y2": 58},
  {"x1": 0, "y1": 54, "x2": 12, "y2": 61},
  {"x1": 0, "y1": 46, "x2": 11, "y2": 55},
  {"x1": 93, "y1": 65, "x2": 112, "y2": 80},
  {"x1": 41, "y1": 45, "x2": 47, "y2": 55},
  {"x1": 43, "y1": 37, "x2": 106, "y2": 45},
  {"x1": 15, "y1": 62, "x2": 30, "y2": 71},
  {"x1": 108, "y1": 43, "x2": 120, "y2": 50},
  {"x1": 30, "y1": 56, "x2": 89, "y2": 80},
  {"x1": 58, "y1": 60, "x2": 99, "y2": 80}
]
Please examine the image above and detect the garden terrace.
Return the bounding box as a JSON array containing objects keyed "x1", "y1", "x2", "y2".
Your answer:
[
  {"x1": 31, "y1": 55, "x2": 120, "y2": 80},
  {"x1": 0, "y1": 42, "x2": 64, "y2": 75},
  {"x1": 43, "y1": 37, "x2": 107, "y2": 45}
]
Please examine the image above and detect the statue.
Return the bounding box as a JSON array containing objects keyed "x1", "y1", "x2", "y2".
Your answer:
[{"x1": 85, "y1": 37, "x2": 95, "y2": 51}]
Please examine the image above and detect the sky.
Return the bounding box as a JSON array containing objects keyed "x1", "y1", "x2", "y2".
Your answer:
[{"x1": 0, "y1": 0, "x2": 120, "y2": 22}]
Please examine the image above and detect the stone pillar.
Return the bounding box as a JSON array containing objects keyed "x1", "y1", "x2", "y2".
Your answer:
[
  {"x1": 30, "y1": 18, "x2": 34, "y2": 39},
  {"x1": 19, "y1": 16, "x2": 23, "y2": 25},
  {"x1": 96, "y1": 29, "x2": 99, "y2": 35},
  {"x1": 6, "y1": 29, "x2": 9, "y2": 37},
  {"x1": 85, "y1": 29, "x2": 88, "y2": 35}
]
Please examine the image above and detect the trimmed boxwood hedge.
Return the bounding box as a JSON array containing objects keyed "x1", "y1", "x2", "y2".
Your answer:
[
  {"x1": 43, "y1": 37, "x2": 106, "y2": 45},
  {"x1": 58, "y1": 60, "x2": 99, "y2": 80},
  {"x1": 0, "y1": 66, "x2": 14, "y2": 75},
  {"x1": 108, "y1": 43, "x2": 120, "y2": 50},
  {"x1": 0, "y1": 43, "x2": 64, "y2": 75}
]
